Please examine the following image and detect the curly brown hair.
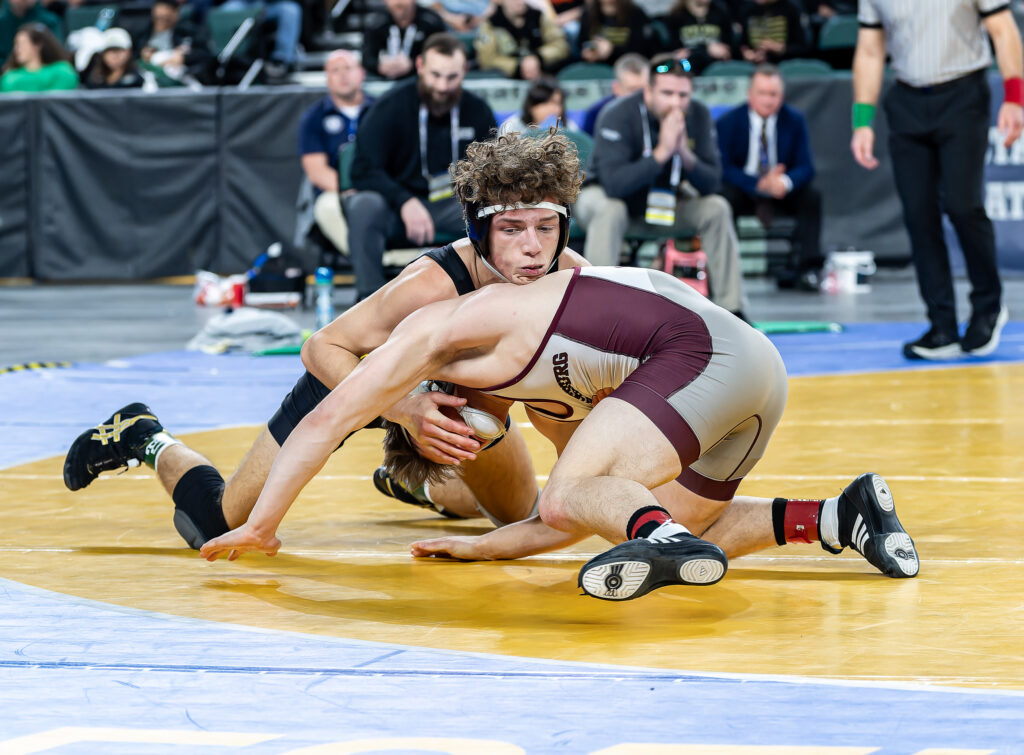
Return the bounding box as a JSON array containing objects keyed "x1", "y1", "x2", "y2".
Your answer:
[{"x1": 450, "y1": 129, "x2": 583, "y2": 212}]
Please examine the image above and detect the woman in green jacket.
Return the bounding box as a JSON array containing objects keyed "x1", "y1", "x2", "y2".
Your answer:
[{"x1": 1, "y1": 23, "x2": 77, "y2": 93}]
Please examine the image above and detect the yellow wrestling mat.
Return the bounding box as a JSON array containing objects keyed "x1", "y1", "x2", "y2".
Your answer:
[{"x1": 2, "y1": 364, "x2": 1023, "y2": 689}]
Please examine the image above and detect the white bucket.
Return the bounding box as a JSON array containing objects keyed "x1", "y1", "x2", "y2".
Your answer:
[{"x1": 823, "y1": 250, "x2": 876, "y2": 294}]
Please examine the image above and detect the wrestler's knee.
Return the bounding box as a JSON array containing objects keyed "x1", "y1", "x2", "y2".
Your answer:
[{"x1": 536, "y1": 481, "x2": 577, "y2": 532}]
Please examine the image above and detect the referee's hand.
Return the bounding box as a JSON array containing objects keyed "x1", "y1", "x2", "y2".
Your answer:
[
  {"x1": 851, "y1": 126, "x2": 879, "y2": 170},
  {"x1": 998, "y1": 102, "x2": 1024, "y2": 148}
]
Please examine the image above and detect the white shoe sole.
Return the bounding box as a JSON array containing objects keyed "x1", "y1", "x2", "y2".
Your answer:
[{"x1": 579, "y1": 561, "x2": 651, "y2": 600}]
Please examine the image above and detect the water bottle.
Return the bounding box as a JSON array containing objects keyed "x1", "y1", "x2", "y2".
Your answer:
[
  {"x1": 315, "y1": 266, "x2": 334, "y2": 330},
  {"x1": 96, "y1": 7, "x2": 115, "y2": 30}
]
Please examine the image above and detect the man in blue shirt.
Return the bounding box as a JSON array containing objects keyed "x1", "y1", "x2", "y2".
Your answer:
[{"x1": 297, "y1": 50, "x2": 373, "y2": 258}]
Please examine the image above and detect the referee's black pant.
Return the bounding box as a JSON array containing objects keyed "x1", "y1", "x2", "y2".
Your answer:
[{"x1": 884, "y1": 68, "x2": 1002, "y2": 334}]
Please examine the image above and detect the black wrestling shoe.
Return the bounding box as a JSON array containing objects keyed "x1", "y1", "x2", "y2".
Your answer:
[
  {"x1": 902, "y1": 327, "x2": 961, "y2": 361},
  {"x1": 961, "y1": 305, "x2": 1008, "y2": 356},
  {"x1": 372, "y1": 466, "x2": 466, "y2": 519},
  {"x1": 578, "y1": 532, "x2": 728, "y2": 601},
  {"x1": 822, "y1": 473, "x2": 919, "y2": 578},
  {"x1": 63, "y1": 403, "x2": 162, "y2": 491}
]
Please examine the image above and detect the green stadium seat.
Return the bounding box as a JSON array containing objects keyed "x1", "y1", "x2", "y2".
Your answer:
[
  {"x1": 207, "y1": 5, "x2": 264, "y2": 58},
  {"x1": 557, "y1": 62, "x2": 615, "y2": 81},
  {"x1": 337, "y1": 140, "x2": 356, "y2": 192},
  {"x1": 64, "y1": 5, "x2": 117, "y2": 33},
  {"x1": 818, "y1": 14, "x2": 859, "y2": 50},
  {"x1": 702, "y1": 60, "x2": 755, "y2": 77},
  {"x1": 779, "y1": 58, "x2": 833, "y2": 76}
]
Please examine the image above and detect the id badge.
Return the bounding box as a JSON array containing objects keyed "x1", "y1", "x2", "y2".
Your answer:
[
  {"x1": 645, "y1": 189, "x2": 676, "y2": 226},
  {"x1": 428, "y1": 173, "x2": 454, "y2": 203}
]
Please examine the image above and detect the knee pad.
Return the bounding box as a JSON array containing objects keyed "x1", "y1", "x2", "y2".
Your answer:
[
  {"x1": 171, "y1": 465, "x2": 229, "y2": 550},
  {"x1": 268, "y1": 370, "x2": 384, "y2": 447}
]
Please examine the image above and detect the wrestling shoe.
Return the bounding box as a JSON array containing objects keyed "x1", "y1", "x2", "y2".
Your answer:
[
  {"x1": 372, "y1": 466, "x2": 466, "y2": 519},
  {"x1": 822, "y1": 473, "x2": 919, "y2": 578},
  {"x1": 578, "y1": 532, "x2": 728, "y2": 601},
  {"x1": 63, "y1": 403, "x2": 162, "y2": 491}
]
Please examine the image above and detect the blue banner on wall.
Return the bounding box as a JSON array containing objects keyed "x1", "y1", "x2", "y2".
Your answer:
[{"x1": 979, "y1": 71, "x2": 1024, "y2": 270}]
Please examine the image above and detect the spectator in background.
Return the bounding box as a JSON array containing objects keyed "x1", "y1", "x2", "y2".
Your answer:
[
  {"x1": 134, "y1": 0, "x2": 214, "y2": 87},
  {"x1": 578, "y1": 0, "x2": 659, "y2": 65},
  {"x1": 218, "y1": 0, "x2": 302, "y2": 79},
  {"x1": 717, "y1": 64, "x2": 822, "y2": 291},
  {"x1": 0, "y1": 0, "x2": 62, "y2": 62},
  {"x1": 475, "y1": 0, "x2": 569, "y2": 79},
  {"x1": 549, "y1": 0, "x2": 585, "y2": 50},
  {"x1": 581, "y1": 51, "x2": 647, "y2": 135},
  {"x1": 297, "y1": 50, "x2": 373, "y2": 258},
  {"x1": 1, "y1": 22, "x2": 75, "y2": 92},
  {"x1": 738, "y1": 0, "x2": 808, "y2": 64},
  {"x1": 575, "y1": 54, "x2": 747, "y2": 317},
  {"x1": 347, "y1": 33, "x2": 497, "y2": 300},
  {"x1": 499, "y1": 75, "x2": 579, "y2": 132},
  {"x1": 425, "y1": 0, "x2": 492, "y2": 32},
  {"x1": 81, "y1": 27, "x2": 158, "y2": 90},
  {"x1": 661, "y1": 0, "x2": 736, "y2": 74},
  {"x1": 363, "y1": 0, "x2": 446, "y2": 80}
]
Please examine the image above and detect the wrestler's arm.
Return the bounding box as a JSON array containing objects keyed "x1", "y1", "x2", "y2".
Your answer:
[
  {"x1": 558, "y1": 247, "x2": 589, "y2": 269},
  {"x1": 301, "y1": 258, "x2": 480, "y2": 461},
  {"x1": 411, "y1": 515, "x2": 589, "y2": 560},
  {"x1": 201, "y1": 299, "x2": 476, "y2": 561}
]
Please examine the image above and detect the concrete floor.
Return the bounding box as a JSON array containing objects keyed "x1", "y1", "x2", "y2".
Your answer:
[{"x1": 2, "y1": 266, "x2": 1021, "y2": 365}]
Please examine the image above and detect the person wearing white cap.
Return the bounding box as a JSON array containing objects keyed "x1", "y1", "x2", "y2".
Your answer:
[{"x1": 82, "y1": 27, "x2": 157, "y2": 91}]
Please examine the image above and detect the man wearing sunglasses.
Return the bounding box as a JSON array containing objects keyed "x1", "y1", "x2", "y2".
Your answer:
[{"x1": 575, "y1": 54, "x2": 747, "y2": 319}]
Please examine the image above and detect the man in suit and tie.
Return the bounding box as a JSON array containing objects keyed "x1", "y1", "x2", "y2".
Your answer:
[{"x1": 716, "y1": 64, "x2": 822, "y2": 291}]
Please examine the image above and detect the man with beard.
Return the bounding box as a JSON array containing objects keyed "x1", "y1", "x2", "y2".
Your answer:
[{"x1": 346, "y1": 33, "x2": 498, "y2": 301}]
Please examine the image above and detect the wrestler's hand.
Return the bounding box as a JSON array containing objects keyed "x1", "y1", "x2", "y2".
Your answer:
[
  {"x1": 411, "y1": 535, "x2": 491, "y2": 561},
  {"x1": 386, "y1": 391, "x2": 481, "y2": 465},
  {"x1": 200, "y1": 523, "x2": 281, "y2": 562},
  {"x1": 998, "y1": 102, "x2": 1023, "y2": 148},
  {"x1": 850, "y1": 126, "x2": 879, "y2": 170}
]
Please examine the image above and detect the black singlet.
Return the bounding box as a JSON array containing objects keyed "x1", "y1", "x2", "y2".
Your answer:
[{"x1": 425, "y1": 244, "x2": 476, "y2": 295}]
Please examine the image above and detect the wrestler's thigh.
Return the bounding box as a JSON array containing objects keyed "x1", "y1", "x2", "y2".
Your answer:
[
  {"x1": 550, "y1": 397, "x2": 681, "y2": 488},
  {"x1": 460, "y1": 421, "x2": 538, "y2": 520}
]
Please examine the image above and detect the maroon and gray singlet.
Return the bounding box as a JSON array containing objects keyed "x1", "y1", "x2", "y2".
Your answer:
[{"x1": 480, "y1": 267, "x2": 789, "y2": 501}]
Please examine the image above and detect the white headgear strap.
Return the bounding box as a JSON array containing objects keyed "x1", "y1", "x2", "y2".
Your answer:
[{"x1": 476, "y1": 201, "x2": 568, "y2": 219}]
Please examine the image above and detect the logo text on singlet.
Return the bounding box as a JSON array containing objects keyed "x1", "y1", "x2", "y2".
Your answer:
[{"x1": 552, "y1": 352, "x2": 592, "y2": 405}]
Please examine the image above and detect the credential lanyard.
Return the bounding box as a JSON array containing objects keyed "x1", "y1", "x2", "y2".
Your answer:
[
  {"x1": 419, "y1": 104, "x2": 460, "y2": 180},
  {"x1": 639, "y1": 103, "x2": 682, "y2": 189},
  {"x1": 387, "y1": 24, "x2": 417, "y2": 58}
]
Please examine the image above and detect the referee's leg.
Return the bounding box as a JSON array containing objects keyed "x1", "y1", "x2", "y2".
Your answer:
[
  {"x1": 886, "y1": 91, "x2": 958, "y2": 333},
  {"x1": 936, "y1": 80, "x2": 1002, "y2": 319}
]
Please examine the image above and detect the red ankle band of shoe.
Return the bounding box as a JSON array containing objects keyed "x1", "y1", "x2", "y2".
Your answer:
[{"x1": 784, "y1": 499, "x2": 823, "y2": 544}]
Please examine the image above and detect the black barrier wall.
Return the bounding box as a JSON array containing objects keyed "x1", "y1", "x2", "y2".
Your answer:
[{"x1": 0, "y1": 79, "x2": 914, "y2": 280}]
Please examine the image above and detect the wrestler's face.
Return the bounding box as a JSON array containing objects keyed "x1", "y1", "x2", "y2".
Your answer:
[{"x1": 486, "y1": 203, "x2": 562, "y2": 284}]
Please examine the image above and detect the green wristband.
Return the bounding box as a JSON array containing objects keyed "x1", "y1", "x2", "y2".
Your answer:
[{"x1": 852, "y1": 103, "x2": 877, "y2": 130}]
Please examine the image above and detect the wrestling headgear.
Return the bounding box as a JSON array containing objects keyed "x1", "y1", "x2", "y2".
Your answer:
[{"x1": 465, "y1": 201, "x2": 572, "y2": 282}]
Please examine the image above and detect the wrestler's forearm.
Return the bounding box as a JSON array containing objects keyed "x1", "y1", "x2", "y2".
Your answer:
[
  {"x1": 476, "y1": 515, "x2": 589, "y2": 560},
  {"x1": 301, "y1": 329, "x2": 362, "y2": 389}
]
